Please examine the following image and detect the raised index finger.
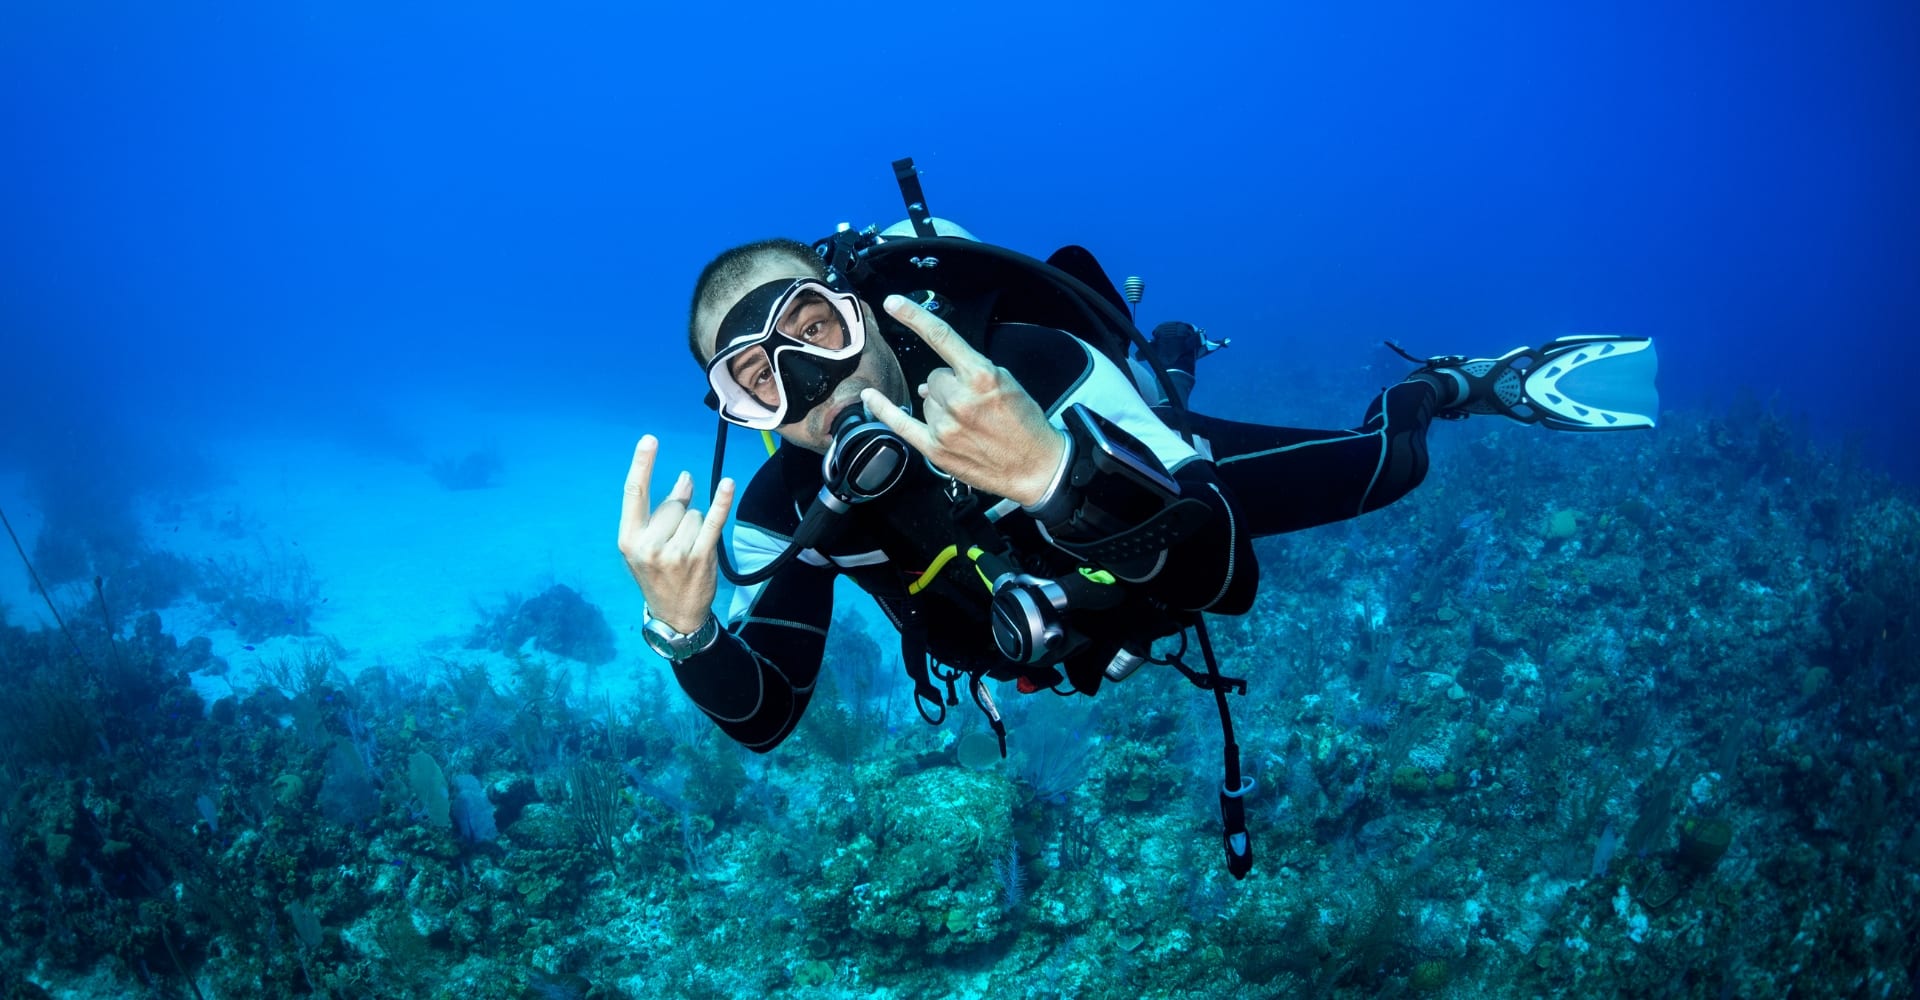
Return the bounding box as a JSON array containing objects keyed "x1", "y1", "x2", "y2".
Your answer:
[
  {"x1": 620, "y1": 435, "x2": 659, "y2": 536},
  {"x1": 884, "y1": 294, "x2": 990, "y2": 375}
]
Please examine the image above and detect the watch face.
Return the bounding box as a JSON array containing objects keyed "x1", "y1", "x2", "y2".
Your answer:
[
  {"x1": 644, "y1": 614, "x2": 712, "y2": 661},
  {"x1": 643, "y1": 627, "x2": 679, "y2": 659}
]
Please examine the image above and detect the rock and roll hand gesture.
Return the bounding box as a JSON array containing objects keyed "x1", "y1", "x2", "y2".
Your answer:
[
  {"x1": 617, "y1": 436, "x2": 735, "y2": 634},
  {"x1": 859, "y1": 295, "x2": 1067, "y2": 507}
]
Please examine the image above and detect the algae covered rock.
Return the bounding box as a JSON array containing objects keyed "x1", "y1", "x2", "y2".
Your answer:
[
  {"x1": 1457, "y1": 647, "x2": 1506, "y2": 700},
  {"x1": 1829, "y1": 496, "x2": 1920, "y2": 675},
  {"x1": 845, "y1": 765, "x2": 1016, "y2": 956},
  {"x1": 793, "y1": 959, "x2": 834, "y2": 987},
  {"x1": 468, "y1": 584, "x2": 616, "y2": 665},
  {"x1": 1678, "y1": 816, "x2": 1733, "y2": 872},
  {"x1": 1410, "y1": 958, "x2": 1452, "y2": 991},
  {"x1": 1391, "y1": 766, "x2": 1431, "y2": 797},
  {"x1": 1546, "y1": 508, "x2": 1582, "y2": 540}
]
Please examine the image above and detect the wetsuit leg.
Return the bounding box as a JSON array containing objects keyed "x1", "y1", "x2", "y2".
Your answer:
[{"x1": 1181, "y1": 380, "x2": 1443, "y2": 538}]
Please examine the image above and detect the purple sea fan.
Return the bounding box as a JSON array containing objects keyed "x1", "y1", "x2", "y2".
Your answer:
[{"x1": 451, "y1": 774, "x2": 498, "y2": 843}]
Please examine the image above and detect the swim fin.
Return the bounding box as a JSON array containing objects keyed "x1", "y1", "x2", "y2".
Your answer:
[{"x1": 1406, "y1": 335, "x2": 1658, "y2": 432}]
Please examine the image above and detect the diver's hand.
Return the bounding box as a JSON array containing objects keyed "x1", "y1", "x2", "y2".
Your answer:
[
  {"x1": 860, "y1": 295, "x2": 1067, "y2": 507},
  {"x1": 617, "y1": 435, "x2": 735, "y2": 634}
]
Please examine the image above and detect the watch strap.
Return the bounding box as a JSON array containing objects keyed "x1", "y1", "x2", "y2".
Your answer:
[{"x1": 643, "y1": 608, "x2": 720, "y2": 662}]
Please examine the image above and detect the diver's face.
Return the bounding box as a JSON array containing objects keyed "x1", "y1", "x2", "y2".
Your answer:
[
  {"x1": 699, "y1": 262, "x2": 909, "y2": 454},
  {"x1": 722, "y1": 285, "x2": 853, "y2": 410}
]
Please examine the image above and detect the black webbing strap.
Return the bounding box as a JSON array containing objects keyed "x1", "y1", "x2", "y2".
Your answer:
[
  {"x1": 1196, "y1": 619, "x2": 1254, "y2": 879},
  {"x1": 892, "y1": 157, "x2": 939, "y2": 238},
  {"x1": 902, "y1": 617, "x2": 949, "y2": 726}
]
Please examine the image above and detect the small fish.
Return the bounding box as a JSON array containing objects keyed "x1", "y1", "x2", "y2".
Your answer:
[
  {"x1": 243, "y1": 644, "x2": 256, "y2": 651},
  {"x1": 321, "y1": 597, "x2": 329, "y2": 604},
  {"x1": 227, "y1": 619, "x2": 237, "y2": 627}
]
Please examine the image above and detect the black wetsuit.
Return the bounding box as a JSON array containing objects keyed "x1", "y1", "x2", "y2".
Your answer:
[
  {"x1": 1190, "y1": 380, "x2": 1443, "y2": 538},
  {"x1": 670, "y1": 324, "x2": 1443, "y2": 752}
]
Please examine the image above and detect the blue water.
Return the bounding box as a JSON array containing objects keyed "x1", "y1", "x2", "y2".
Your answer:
[{"x1": 3, "y1": 3, "x2": 1915, "y2": 478}]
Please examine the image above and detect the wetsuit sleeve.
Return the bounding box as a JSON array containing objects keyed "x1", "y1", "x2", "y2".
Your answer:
[
  {"x1": 668, "y1": 468, "x2": 834, "y2": 752},
  {"x1": 997, "y1": 326, "x2": 1258, "y2": 616}
]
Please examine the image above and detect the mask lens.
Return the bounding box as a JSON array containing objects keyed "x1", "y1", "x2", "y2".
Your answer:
[
  {"x1": 726, "y1": 345, "x2": 780, "y2": 408},
  {"x1": 707, "y1": 279, "x2": 867, "y2": 430},
  {"x1": 775, "y1": 290, "x2": 849, "y2": 350}
]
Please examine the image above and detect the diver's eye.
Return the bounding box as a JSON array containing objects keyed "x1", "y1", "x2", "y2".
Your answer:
[
  {"x1": 795, "y1": 309, "x2": 847, "y2": 348},
  {"x1": 780, "y1": 293, "x2": 845, "y2": 348},
  {"x1": 734, "y1": 357, "x2": 772, "y2": 393}
]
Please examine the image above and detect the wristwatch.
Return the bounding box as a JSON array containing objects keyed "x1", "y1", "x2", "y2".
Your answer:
[{"x1": 641, "y1": 608, "x2": 720, "y2": 662}]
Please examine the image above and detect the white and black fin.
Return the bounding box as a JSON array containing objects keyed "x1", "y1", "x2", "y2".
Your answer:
[{"x1": 1424, "y1": 335, "x2": 1658, "y2": 431}]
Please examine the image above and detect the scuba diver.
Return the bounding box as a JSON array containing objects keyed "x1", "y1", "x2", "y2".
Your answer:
[{"x1": 616, "y1": 160, "x2": 1658, "y2": 877}]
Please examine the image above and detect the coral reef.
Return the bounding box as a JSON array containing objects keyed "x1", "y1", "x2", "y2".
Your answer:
[
  {"x1": 3, "y1": 400, "x2": 1916, "y2": 998},
  {"x1": 468, "y1": 584, "x2": 616, "y2": 666}
]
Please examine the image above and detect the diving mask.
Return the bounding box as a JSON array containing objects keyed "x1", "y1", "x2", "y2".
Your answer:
[{"x1": 705, "y1": 278, "x2": 868, "y2": 430}]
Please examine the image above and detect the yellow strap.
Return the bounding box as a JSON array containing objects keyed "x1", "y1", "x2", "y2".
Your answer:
[
  {"x1": 908, "y1": 545, "x2": 961, "y2": 595},
  {"x1": 966, "y1": 546, "x2": 993, "y2": 591},
  {"x1": 761, "y1": 430, "x2": 778, "y2": 456},
  {"x1": 908, "y1": 544, "x2": 994, "y2": 596}
]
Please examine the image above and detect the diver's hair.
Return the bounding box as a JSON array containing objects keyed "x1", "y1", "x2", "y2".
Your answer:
[{"x1": 686, "y1": 238, "x2": 827, "y2": 363}]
